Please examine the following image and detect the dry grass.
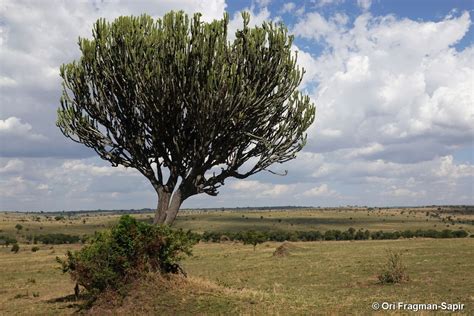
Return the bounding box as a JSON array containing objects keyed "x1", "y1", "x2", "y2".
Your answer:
[
  {"x1": 0, "y1": 244, "x2": 83, "y2": 315},
  {"x1": 173, "y1": 207, "x2": 474, "y2": 233},
  {"x1": 1, "y1": 238, "x2": 472, "y2": 315},
  {"x1": 183, "y1": 238, "x2": 474, "y2": 314},
  {"x1": 87, "y1": 273, "x2": 280, "y2": 315},
  {"x1": 0, "y1": 208, "x2": 473, "y2": 314}
]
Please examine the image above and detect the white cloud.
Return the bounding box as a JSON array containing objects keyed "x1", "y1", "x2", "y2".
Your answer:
[
  {"x1": 0, "y1": 159, "x2": 24, "y2": 173},
  {"x1": 347, "y1": 143, "x2": 384, "y2": 159},
  {"x1": 302, "y1": 184, "x2": 338, "y2": 197},
  {"x1": 293, "y1": 11, "x2": 473, "y2": 164},
  {"x1": 316, "y1": 0, "x2": 345, "y2": 8},
  {"x1": 0, "y1": 2, "x2": 472, "y2": 210},
  {"x1": 309, "y1": 155, "x2": 473, "y2": 182},
  {"x1": 228, "y1": 6, "x2": 271, "y2": 41},
  {"x1": 295, "y1": 6, "x2": 306, "y2": 16},
  {"x1": 292, "y1": 12, "x2": 348, "y2": 42},
  {"x1": 60, "y1": 160, "x2": 138, "y2": 177},
  {"x1": 293, "y1": 45, "x2": 320, "y2": 87},
  {"x1": 319, "y1": 129, "x2": 342, "y2": 137},
  {"x1": 0, "y1": 117, "x2": 44, "y2": 138},
  {"x1": 229, "y1": 180, "x2": 264, "y2": 191},
  {"x1": 311, "y1": 163, "x2": 338, "y2": 178},
  {"x1": 0, "y1": 76, "x2": 16, "y2": 87},
  {"x1": 0, "y1": 0, "x2": 227, "y2": 158},
  {"x1": 256, "y1": 0, "x2": 272, "y2": 7},
  {"x1": 357, "y1": 0, "x2": 371, "y2": 11},
  {"x1": 384, "y1": 187, "x2": 425, "y2": 198},
  {"x1": 36, "y1": 183, "x2": 49, "y2": 190},
  {"x1": 280, "y1": 2, "x2": 296, "y2": 14},
  {"x1": 229, "y1": 180, "x2": 295, "y2": 197},
  {"x1": 0, "y1": 176, "x2": 27, "y2": 198},
  {"x1": 434, "y1": 155, "x2": 474, "y2": 179}
]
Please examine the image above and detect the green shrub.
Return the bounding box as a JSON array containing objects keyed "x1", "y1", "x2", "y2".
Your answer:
[
  {"x1": 0, "y1": 235, "x2": 17, "y2": 247},
  {"x1": 31, "y1": 246, "x2": 40, "y2": 252},
  {"x1": 377, "y1": 250, "x2": 409, "y2": 284},
  {"x1": 11, "y1": 243, "x2": 20, "y2": 253},
  {"x1": 35, "y1": 233, "x2": 80, "y2": 244},
  {"x1": 57, "y1": 215, "x2": 197, "y2": 296},
  {"x1": 242, "y1": 231, "x2": 267, "y2": 250},
  {"x1": 199, "y1": 228, "x2": 468, "y2": 244},
  {"x1": 354, "y1": 229, "x2": 370, "y2": 240},
  {"x1": 452, "y1": 230, "x2": 468, "y2": 238}
]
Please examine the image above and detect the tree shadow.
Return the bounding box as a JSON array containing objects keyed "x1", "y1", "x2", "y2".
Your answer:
[{"x1": 46, "y1": 293, "x2": 91, "y2": 311}]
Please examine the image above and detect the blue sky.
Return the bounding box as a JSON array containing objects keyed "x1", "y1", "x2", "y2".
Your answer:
[{"x1": 0, "y1": 0, "x2": 473, "y2": 211}]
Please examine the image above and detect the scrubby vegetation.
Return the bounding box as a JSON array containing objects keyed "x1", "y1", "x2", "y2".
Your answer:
[
  {"x1": 200, "y1": 228, "x2": 469, "y2": 244},
  {"x1": 11, "y1": 243, "x2": 19, "y2": 253},
  {"x1": 31, "y1": 233, "x2": 81, "y2": 245},
  {"x1": 57, "y1": 215, "x2": 198, "y2": 298},
  {"x1": 0, "y1": 235, "x2": 17, "y2": 247},
  {"x1": 0, "y1": 208, "x2": 473, "y2": 314},
  {"x1": 378, "y1": 250, "x2": 409, "y2": 284},
  {"x1": 241, "y1": 231, "x2": 267, "y2": 250}
]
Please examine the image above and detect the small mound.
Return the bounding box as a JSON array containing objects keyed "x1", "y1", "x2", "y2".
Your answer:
[
  {"x1": 273, "y1": 242, "x2": 293, "y2": 257},
  {"x1": 87, "y1": 272, "x2": 272, "y2": 315}
]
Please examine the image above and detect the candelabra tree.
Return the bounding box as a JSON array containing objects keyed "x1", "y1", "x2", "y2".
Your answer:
[{"x1": 57, "y1": 11, "x2": 315, "y2": 225}]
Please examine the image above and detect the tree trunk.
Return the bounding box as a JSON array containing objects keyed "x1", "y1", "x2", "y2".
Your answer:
[
  {"x1": 163, "y1": 190, "x2": 183, "y2": 225},
  {"x1": 153, "y1": 189, "x2": 183, "y2": 225},
  {"x1": 153, "y1": 189, "x2": 170, "y2": 224}
]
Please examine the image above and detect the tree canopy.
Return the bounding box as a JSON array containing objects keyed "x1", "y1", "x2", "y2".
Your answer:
[{"x1": 57, "y1": 11, "x2": 315, "y2": 225}]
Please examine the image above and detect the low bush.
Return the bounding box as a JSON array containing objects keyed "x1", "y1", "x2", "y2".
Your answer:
[
  {"x1": 0, "y1": 235, "x2": 17, "y2": 247},
  {"x1": 377, "y1": 250, "x2": 409, "y2": 284},
  {"x1": 31, "y1": 246, "x2": 40, "y2": 252},
  {"x1": 452, "y1": 230, "x2": 468, "y2": 238},
  {"x1": 11, "y1": 243, "x2": 20, "y2": 253},
  {"x1": 35, "y1": 233, "x2": 81, "y2": 244},
  {"x1": 57, "y1": 215, "x2": 197, "y2": 297},
  {"x1": 199, "y1": 228, "x2": 468, "y2": 243},
  {"x1": 241, "y1": 231, "x2": 267, "y2": 250}
]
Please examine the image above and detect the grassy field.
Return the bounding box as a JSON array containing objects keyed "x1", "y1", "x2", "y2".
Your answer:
[
  {"x1": 0, "y1": 207, "x2": 473, "y2": 314},
  {"x1": 174, "y1": 207, "x2": 473, "y2": 233},
  {"x1": 184, "y1": 238, "x2": 474, "y2": 314},
  {"x1": 2, "y1": 206, "x2": 472, "y2": 237},
  {"x1": 0, "y1": 244, "x2": 81, "y2": 315}
]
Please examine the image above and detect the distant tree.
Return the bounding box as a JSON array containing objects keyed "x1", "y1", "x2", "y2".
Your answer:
[
  {"x1": 57, "y1": 11, "x2": 315, "y2": 225},
  {"x1": 11, "y1": 243, "x2": 19, "y2": 253},
  {"x1": 0, "y1": 236, "x2": 17, "y2": 247},
  {"x1": 242, "y1": 231, "x2": 267, "y2": 250},
  {"x1": 15, "y1": 224, "x2": 23, "y2": 233}
]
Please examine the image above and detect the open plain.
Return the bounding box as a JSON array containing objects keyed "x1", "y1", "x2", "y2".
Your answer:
[{"x1": 0, "y1": 206, "x2": 473, "y2": 314}]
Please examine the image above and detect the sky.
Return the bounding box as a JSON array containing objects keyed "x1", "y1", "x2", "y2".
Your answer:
[{"x1": 0, "y1": 0, "x2": 473, "y2": 211}]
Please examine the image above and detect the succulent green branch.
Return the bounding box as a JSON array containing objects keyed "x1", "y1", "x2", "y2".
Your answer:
[{"x1": 57, "y1": 11, "x2": 315, "y2": 225}]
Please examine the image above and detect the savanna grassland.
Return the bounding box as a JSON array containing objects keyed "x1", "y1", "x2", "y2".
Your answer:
[{"x1": 0, "y1": 206, "x2": 473, "y2": 315}]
